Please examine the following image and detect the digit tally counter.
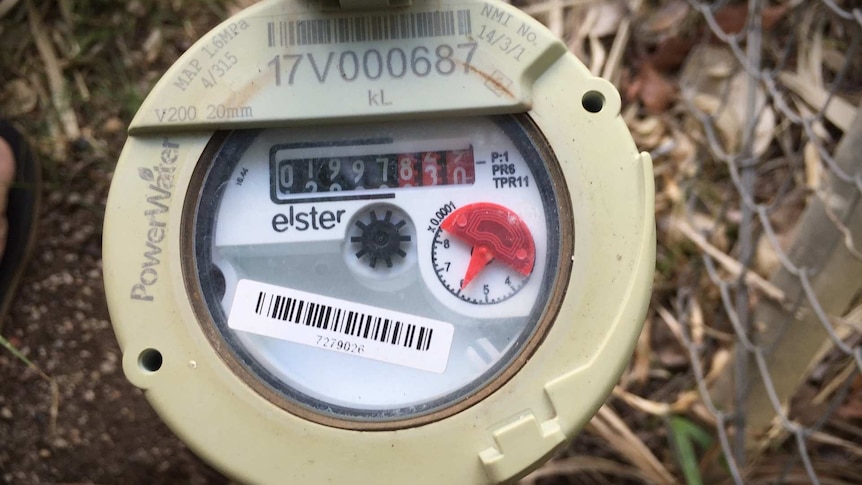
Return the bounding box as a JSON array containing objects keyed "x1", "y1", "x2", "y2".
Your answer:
[{"x1": 103, "y1": 0, "x2": 655, "y2": 483}]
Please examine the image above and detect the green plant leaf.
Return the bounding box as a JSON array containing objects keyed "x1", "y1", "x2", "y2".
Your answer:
[{"x1": 668, "y1": 416, "x2": 715, "y2": 485}]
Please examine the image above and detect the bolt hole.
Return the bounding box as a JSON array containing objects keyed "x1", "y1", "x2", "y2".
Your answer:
[
  {"x1": 582, "y1": 91, "x2": 605, "y2": 113},
  {"x1": 139, "y1": 349, "x2": 163, "y2": 373}
]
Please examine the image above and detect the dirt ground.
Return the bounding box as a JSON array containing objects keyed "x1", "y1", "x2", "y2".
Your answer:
[
  {"x1": 0, "y1": 176, "x2": 231, "y2": 485},
  {"x1": 0, "y1": 2, "x2": 235, "y2": 483}
]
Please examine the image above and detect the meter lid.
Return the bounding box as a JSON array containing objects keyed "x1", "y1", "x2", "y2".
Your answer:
[{"x1": 103, "y1": 0, "x2": 655, "y2": 483}]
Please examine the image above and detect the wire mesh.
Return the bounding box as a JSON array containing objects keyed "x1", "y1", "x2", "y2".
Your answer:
[
  {"x1": 668, "y1": 0, "x2": 861, "y2": 483},
  {"x1": 521, "y1": 0, "x2": 862, "y2": 483}
]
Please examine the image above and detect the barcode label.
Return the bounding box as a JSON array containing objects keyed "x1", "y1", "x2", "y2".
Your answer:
[
  {"x1": 253, "y1": 289, "x2": 436, "y2": 351},
  {"x1": 267, "y1": 10, "x2": 472, "y2": 47},
  {"x1": 228, "y1": 279, "x2": 454, "y2": 373}
]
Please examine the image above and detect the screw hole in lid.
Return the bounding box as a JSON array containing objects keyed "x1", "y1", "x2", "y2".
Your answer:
[
  {"x1": 582, "y1": 90, "x2": 605, "y2": 113},
  {"x1": 139, "y1": 348, "x2": 163, "y2": 372}
]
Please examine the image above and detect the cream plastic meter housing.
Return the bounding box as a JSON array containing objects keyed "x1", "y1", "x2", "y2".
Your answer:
[{"x1": 103, "y1": 0, "x2": 655, "y2": 483}]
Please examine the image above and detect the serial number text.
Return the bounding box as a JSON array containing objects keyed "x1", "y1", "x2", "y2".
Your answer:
[
  {"x1": 316, "y1": 335, "x2": 365, "y2": 354},
  {"x1": 268, "y1": 43, "x2": 478, "y2": 86}
]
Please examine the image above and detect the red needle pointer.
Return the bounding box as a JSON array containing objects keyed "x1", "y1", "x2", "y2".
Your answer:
[{"x1": 440, "y1": 203, "x2": 536, "y2": 289}]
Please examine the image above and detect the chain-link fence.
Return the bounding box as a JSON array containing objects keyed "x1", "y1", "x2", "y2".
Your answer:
[
  {"x1": 521, "y1": 0, "x2": 862, "y2": 483},
  {"x1": 676, "y1": 0, "x2": 862, "y2": 482}
]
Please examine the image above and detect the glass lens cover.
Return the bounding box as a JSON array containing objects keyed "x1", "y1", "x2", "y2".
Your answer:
[{"x1": 186, "y1": 115, "x2": 570, "y2": 427}]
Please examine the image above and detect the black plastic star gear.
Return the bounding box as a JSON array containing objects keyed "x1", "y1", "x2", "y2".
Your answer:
[{"x1": 351, "y1": 210, "x2": 411, "y2": 268}]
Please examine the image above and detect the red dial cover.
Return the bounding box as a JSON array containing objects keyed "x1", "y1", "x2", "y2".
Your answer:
[{"x1": 440, "y1": 203, "x2": 536, "y2": 289}]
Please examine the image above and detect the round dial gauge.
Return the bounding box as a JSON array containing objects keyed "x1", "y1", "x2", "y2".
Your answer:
[
  {"x1": 186, "y1": 114, "x2": 572, "y2": 429},
  {"x1": 432, "y1": 203, "x2": 535, "y2": 304}
]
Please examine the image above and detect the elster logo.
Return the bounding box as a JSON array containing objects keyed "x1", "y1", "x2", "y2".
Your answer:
[{"x1": 271, "y1": 206, "x2": 347, "y2": 232}]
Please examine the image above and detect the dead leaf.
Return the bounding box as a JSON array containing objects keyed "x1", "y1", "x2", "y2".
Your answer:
[
  {"x1": 835, "y1": 374, "x2": 862, "y2": 420},
  {"x1": 804, "y1": 141, "x2": 822, "y2": 191},
  {"x1": 712, "y1": 5, "x2": 788, "y2": 36},
  {"x1": 229, "y1": 0, "x2": 258, "y2": 15},
  {"x1": 624, "y1": 107, "x2": 667, "y2": 149},
  {"x1": 143, "y1": 28, "x2": 164, "y2": 64},
  {"x1": 522, "y1": 455, "x2": 651, "y2": 485},
  {"x1": 589, "y1": 33, "x2": 606, "y2": 76},
  {"x1": 585, "y1": 1, "x2": 626, "y2": 38},
  {"x1": 102, "y1": 117, "x2": 125, "y2": 134},
  {"x1": 691, "y1": 93, "x2": 740, "y2": 151},
  {"x1": 656, "y1": 342, "x2": 688, "y2": 368},
  {"x1": 0, "y1": 0, "x2": 20, "y2": 18},
  {"x1": 780, "y1": 71, "x2": 856, "y2": 132},
  {"x1": 668, "y1": 128, "x2": 696, "y2": 176},
  {"x1": 29, "y1": 1, "x2": 81, "y2": 141},
  {"x1": 822, "y1": 48, "x2": 846, "y2": 75},
  {"x1": 724, "y1": 68, "x2": 777, "y2": 157},
  {"x1": 755, "y1": 236, "x2": 779, "y2": 276},
  {"x1": 601, "y1": 1, "x2": 636, "y2": 85},
  {"x1": 690, "y1": 297, "x2": 704, "y2": 347},
  {"x1": 587, "y1": 406, "x2": 677, "y2": 485},
  {"x1": 73, "y1": 71, "x2": 90, "y2": 102},
  {"x1": 649, "y1": 35, "x2": 696, "y2": 72},
  {"x1": 631, "y1": 317, "x2": 652, "y2": 386},
  {"x1": 680, "y1": 44, "x2": 736, "y2": 96},
  {"x1": 642, "y1": 0, "x2": 690, "y2": 35},
  {"x1": 794, "y1": 100, "x2": 832, "y2": 143},
  {"x1": 683, "y1": 46, "x2": 776, "y2": 157},
  {"x1": 631, "y1": 63, "x2": 677, "y2": 113},
  {"x1": 0, "y1": 79, "x2": 38, "y2": 116},
  {"x1": 126, "y1": 0, "x2": 146, "y2": 17},
  {"x1": 704, "y1": 349, "x2": 730, "y2": 387},
  {"x1": 797, "y1": 11, "x2": 824, "y2": 89},
  {"x1": 668, "y1": 218, "x2": 785, "y2": 301},
  {"x1": 567, "y1": 0, "x2": 625, "y2": 74}
]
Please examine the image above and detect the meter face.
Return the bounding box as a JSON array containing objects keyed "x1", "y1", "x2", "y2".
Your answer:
[{"x1": 185, "y1": 114, "x2": 571, "y2": 428}]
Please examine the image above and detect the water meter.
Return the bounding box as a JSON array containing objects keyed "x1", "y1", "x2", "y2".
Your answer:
[{"x1": 103, "y1": 0, "x2": 655, "y2": 483}]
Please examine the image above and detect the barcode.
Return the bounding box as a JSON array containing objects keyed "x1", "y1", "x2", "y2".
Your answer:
[
  {"x1": 229, "y1": 279, "x2": 454, "y2": 373},
  {"x1": 255, "y1": 291, "x2": 434, "y2": 352},
  {"x1": 267, "y1": 10, "x2": 472, "y2": 47}
]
